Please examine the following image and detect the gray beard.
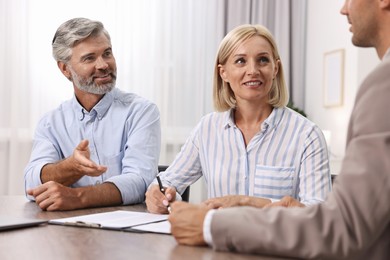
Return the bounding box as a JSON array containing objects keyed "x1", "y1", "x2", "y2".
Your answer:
[
  {"x1": 76, "y1": 80, "x2": 115, "y2": 95},
  {"x1": 69, "y1": 67, "x2": 116, "y2": 95}
]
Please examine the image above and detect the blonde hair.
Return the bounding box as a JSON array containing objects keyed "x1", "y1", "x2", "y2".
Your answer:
[{"x1": 213, "y1": 24, "x2": 289, "y2": 111}]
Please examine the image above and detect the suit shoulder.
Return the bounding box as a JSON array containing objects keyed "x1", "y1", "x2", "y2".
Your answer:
[{"x1": 352, "y1": 59, "x2": 390, "y2": 135}]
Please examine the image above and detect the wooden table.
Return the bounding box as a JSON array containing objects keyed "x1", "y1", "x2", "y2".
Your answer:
[{"x1": 0, "y1": 196, "x2": 290, "y2": 260}]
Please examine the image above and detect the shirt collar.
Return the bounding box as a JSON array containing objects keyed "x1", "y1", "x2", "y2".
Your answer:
[
  {"x1": 264, "y1": 107, "x2": 284, "y2": 129},
  {"x1": 384, "y1": 47, "x2": 390, "y2": 60},
  {"x1": 222, "y1": 107, "x2": 285, "y2": 130},
  {"x1": 72, "y1": 88, "x2": 116, "y2": 121},
  {"x1": 223, "y1": 109, "x2": 235, "y2": 128}
]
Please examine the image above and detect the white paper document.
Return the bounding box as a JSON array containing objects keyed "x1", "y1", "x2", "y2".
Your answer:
[{"x1": 49, "y1": 210, "x2": 169, "y2": 232}]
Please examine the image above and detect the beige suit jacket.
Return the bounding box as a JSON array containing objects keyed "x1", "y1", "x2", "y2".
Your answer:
[{"x1": 211, "y1": 50, "x2": 390, "y2": 259}]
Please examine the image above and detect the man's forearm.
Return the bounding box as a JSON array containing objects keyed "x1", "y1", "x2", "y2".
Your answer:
[
  {"x1": 41, "y1": 158, "x2": 82, "y2": 186},
  {"x1": 77, "y1": 182, "x2": 123, "y2": 208},
  {"x1": 28, "y1": 181, "x2": 123, "y2": 211}
]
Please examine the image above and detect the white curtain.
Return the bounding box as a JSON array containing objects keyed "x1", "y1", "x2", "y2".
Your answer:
[
  {"x1": 0, "y1": 0, "x2": 306, "y2": 200},
  {"x1": 0, "y1": 0, "x2": 224, "y2": 196}
]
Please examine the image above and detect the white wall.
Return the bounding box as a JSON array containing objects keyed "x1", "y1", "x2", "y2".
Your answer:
[{"x1": 305, "y1": 0, "x2": 380, "y2": 174}]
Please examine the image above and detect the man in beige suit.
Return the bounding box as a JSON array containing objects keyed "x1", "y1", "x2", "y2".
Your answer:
[{"x1": 168, "y1": 0, "x2": 390, "y2": 259}]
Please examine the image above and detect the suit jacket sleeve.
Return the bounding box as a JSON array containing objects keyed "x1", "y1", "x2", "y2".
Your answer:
[{"x1": 210, "y1": 54, "x2": 390, "y2": 259}]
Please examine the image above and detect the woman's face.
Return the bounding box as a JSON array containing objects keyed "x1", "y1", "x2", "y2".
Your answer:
[{"x1": 219, "y1": 35, "x2": 279, "y2": 106}]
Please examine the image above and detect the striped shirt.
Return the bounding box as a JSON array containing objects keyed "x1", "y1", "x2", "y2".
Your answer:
[{"x1": 160, "y1": 107, "x2": 331, "y2": 205}]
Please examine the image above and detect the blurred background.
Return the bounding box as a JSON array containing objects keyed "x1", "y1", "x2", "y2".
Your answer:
[{"x1": 0, "y1": 0, "x2": 379, "y2": 202}]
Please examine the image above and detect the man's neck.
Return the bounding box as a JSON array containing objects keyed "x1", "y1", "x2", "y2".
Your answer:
[{"x1": 74, "y1": 87, "x2": 104, "y2": 112}]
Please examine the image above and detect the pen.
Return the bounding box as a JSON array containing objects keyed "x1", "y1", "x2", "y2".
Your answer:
[
  {"x1": 156, "y1": 175, "x2": 171, "y2": 213},
  {"x1": 156, "y1": 175, "x2": 165, "y2": 193}
]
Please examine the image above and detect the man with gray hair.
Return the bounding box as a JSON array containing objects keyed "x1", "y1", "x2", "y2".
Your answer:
[{"x1": 24, "y1": 17, "x2": 160, "y2": 211}]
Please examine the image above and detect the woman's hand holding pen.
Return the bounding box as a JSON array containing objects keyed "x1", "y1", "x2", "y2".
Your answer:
[{"x1": 145, "y1": 184, "x2": 176, "y2": 214}]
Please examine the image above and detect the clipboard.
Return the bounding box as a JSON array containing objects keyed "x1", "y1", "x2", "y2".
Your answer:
[
  {"x1": 123, "y1": 219, "x2": 171, "y2": 234},
  {"x1": 48, "y1": 210, "x2": 170, "y2": 234}
]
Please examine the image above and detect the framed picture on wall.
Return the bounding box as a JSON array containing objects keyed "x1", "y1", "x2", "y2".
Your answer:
[{"x1": 323, "y1": 49, "x2": 345, "y2": 107}]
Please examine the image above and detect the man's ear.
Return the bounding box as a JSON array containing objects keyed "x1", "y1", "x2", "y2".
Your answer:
[
  {"x1": 379, "y1": 0, "x2": 390, "y2": 9},
  {"x1": 218, "y1": 64, "x2": 228, "y2": 82},
  {"x1": 57, "y1": 61, "x2": 72, "y2": 81}
]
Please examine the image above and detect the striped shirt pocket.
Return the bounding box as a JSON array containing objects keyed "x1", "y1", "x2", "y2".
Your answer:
[{"x1": 254, "y1": 165, "x2": 295, "y2": 199}]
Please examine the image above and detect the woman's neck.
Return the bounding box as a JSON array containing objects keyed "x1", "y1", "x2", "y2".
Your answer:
[
  {"x1": 234, "y1": 103, "x2": 273, "y2": 147},
  {"x1": 234, "y1": 102, "x2": 273, "y2": 129}
]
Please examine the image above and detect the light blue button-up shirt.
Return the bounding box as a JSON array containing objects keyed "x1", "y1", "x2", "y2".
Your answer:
[{"x1": 24, "y1": 88, "x2": 161, "y2": 204}]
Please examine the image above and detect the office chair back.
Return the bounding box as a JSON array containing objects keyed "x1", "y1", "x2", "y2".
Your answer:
[{"x1": 158, "y1": 165, "x2": 190, "y2": 202}]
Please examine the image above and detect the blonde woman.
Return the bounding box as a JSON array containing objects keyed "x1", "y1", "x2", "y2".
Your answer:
[{"x1": 146, "y1": 24, "x2": 331, "y2": 213}]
